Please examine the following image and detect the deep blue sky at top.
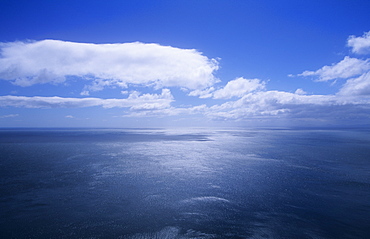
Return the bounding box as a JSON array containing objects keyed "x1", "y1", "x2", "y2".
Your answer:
[{"x1": 2, "y1": 0, "x2": 369, "y2": 94}]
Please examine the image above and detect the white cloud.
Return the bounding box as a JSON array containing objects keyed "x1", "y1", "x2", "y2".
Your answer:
[
  {"x1": 295, "y1": 31, "x2": 370, "y2": 102},
  {"x1": 1, "y1": 86, "x2": 370, "y2": 122},
  {"x1": 298, "y1": 56, "x2": 370, "y2": 81},
  {"x1": 294, "y1": 88, "x2": 306, "y2": 95},
  {"x1": 65, "y1": 115, "x2": 74, "y2": 118},
  {"x1": 2, "y1": 33, "x2": 370, "y2": 124},
  {"x1": 0, "y1": 40, "x2": 219, "y2": 90},
  {"x1": 347, "y1": 31, "x2": 370, "y2": 54},
  {"x1": 212, "y1": 77, "x2": 265, "y2": 99},
  {"x1": 189, "y1": 77, "x2": 265, "y2": 99},
  {"x1": 122, "y1": 104, "x2": 208, "y2": 118},
  {"x1": 202, "y1": 90, "x2": 370, "y2": 120},
  {"x1": 188, "y1": 87, "x2": 215, "y2": 98},
  {"x1": 338, "y1": 72, "x2": 370, "y2": 96},
  {"x1": 123, "y1": 88, "x2": 370, "y2": 120},
  {"x1": 295, "y1": 32, "x2": 370, "y2": 103},
  {"x1": 0, "y1": 89, "x2": 173, "y2": 110}
]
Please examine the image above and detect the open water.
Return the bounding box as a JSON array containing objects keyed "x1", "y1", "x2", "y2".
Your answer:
[{"x1": 0, "y1": 128, "x2": 369, "y2": 238}]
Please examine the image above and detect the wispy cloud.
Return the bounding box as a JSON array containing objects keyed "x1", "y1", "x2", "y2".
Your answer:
[
  {"x1": 0, "y1": 40, "x2": 219, "y2": 92},
  {"x1": 0, "y1": 89, "x2": 173, "y2": 110},
  {"x1": 0, "y1": 114, "x2": 19, "y2": 118}
]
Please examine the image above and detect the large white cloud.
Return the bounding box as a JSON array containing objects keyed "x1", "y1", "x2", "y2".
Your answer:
[
  {"x1": 298, "y1": 56, "x2": 370, "y2": 81},
  {"x1": 0, "y1": 89, "x2": 173, "y2": 110},
  {"x1": 0, "y1": 40, "x2": 219, "y2": 91},
  {"x1": 347, "y1": 31, "x2": 370, "y2": 54}
]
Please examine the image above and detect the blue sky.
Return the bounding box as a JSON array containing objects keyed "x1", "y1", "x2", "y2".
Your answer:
[{"x1": 1, "y1": 0, "x2": 370, "y2": 128}]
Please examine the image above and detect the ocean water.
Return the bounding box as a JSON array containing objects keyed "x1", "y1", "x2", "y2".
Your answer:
[{"x1": 0, "y1": 128, "x2": 369, "y2": 238}]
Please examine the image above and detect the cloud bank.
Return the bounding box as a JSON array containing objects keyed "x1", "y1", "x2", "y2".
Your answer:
[{"x1": 1, "y1": 33, "x2": 370, "y2": 125}]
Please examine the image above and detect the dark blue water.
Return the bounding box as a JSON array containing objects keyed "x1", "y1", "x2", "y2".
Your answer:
[{"x1": 0, "y1": 128, "x2": 369, "y2": 238}]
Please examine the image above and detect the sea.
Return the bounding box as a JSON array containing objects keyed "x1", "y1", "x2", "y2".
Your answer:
[{"x1": 0, "y1": 128, "x2": 369, "y2": 238}]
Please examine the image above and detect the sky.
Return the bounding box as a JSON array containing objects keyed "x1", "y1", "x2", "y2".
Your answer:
[{"x1": 1, "y1": 0, "x2": 370, "y2": 128}]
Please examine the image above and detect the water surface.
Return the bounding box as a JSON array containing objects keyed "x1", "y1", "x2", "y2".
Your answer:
[{"x1": 1, "y1": 128, "x2": 369, "y2": 238}]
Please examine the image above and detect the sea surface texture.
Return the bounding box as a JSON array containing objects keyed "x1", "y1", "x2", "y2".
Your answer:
[{"x1": 0, "y1": 128, "x2": 369, "y2": 238}]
